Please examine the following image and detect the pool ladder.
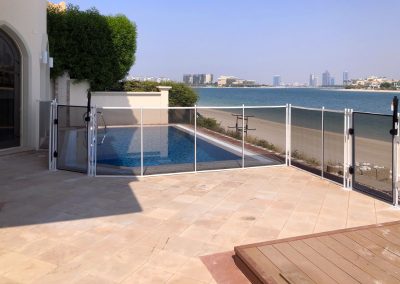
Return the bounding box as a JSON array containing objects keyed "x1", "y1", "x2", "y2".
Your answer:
[{"x1": 97, "y1": 111, "x2": 107, "y2": 145}]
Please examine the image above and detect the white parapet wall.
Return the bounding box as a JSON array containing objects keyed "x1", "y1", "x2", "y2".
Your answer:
[{"x1": 68, "y1": 82, "x2": 171, "y2": 125}]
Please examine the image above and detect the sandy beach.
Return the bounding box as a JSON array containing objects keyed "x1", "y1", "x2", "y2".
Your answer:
[{"x1": 197, "y1": 108, "x2": 392, "y2": 168}]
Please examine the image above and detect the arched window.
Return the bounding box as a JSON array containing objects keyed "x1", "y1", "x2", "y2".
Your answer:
[{"x1": 0, "y1": 29, "x2": 21, "y2": 149}]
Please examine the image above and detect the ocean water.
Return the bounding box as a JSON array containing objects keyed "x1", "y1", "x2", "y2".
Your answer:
[
  {"x1": 195, "y1": 87, "x2": 397, "y2": 140},
  {"x1": 195, "y1": 87, "x2": 400, "y2": 114}
]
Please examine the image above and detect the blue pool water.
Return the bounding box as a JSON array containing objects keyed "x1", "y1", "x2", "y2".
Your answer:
[{"x1": 97, "y1": 126, "x2": 241, "y2": 167}]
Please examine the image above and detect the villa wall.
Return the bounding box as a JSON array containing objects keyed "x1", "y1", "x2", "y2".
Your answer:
[
  {"x1": 69, "y1": 86, "x2": 171, "y2": 125},
  {"x1": 0, "y1": 0, "x2": 50, "y2": 150}
]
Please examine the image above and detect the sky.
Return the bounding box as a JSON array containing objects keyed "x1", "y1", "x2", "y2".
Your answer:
[{"x1": 68, "y1": 0, "x2": 400, "y2": 84}]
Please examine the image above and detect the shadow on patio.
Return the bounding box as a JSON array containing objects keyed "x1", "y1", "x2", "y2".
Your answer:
[{"x1": 0, "y1": 151, "x2": 142, "y2": 228}]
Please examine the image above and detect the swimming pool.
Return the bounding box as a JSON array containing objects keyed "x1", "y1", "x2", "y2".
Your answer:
[{"x1": 97, "y1": 125, "x2": 280, "y2": 175}]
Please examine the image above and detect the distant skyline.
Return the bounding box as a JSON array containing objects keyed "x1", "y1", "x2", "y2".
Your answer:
[{"x1": 68, "y1": 0, "x2": 400, "y2": 84}]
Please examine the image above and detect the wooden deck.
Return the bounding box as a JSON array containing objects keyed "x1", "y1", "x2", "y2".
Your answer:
[{"x1": 234, "y1": 221, "x2": 400, "y2": 284}]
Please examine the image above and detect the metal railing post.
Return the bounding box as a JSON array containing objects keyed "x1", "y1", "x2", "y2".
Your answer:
[
  {"x1": 194, "y1": 105, "x2": 197, "y2": 172},
  {"x1": 289, "y1": 104, "x2": 292, "y2": 166},
  {"x1": 242, "y1": 104, "x2": 245, "y2": 168},
  {"x1": 140, "y1": 107, "x2": 144, "y2": 176},
  {"x1": 321, "y1": 106, "x2": 325, "y2": 178},
  {"x1": 393, "y1": 112, "x2": 399, "y2": 206},
  {"x1": 343, "y1": 109, "x2": 348, "y2": 188},
  {"x1": 285, "y1": 104, "x2": 288, "y2": 166},
  {"x1": 349, "y1": 109, "x2": 354, "y2": 189},
  {"x1": 49, "y1": 100, "x2": 57, "y2": 171}
]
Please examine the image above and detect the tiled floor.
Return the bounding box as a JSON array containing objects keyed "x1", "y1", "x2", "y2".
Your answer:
[{"x1": 1, "y1": 151, "x2": 400, "y2": 283}]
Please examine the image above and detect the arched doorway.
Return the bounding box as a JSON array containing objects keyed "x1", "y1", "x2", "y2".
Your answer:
[{"x1": 0, "y1": 29, "x2": 21, "y2": 149}]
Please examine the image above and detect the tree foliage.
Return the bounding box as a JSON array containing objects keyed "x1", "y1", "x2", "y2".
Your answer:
[
  {"x1": 122, "y1": 80, "x2": 198, "y2": 107},
  {"x1": 380, "y1": 82, "x2": 396, "y2": 90},
  {"x1": 47, "y1": 5, "x2": 137, "y2": 90}
]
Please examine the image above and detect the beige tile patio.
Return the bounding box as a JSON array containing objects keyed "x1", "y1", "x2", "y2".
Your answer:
[{"x1": 1, "y1": 152, "x2": 400, "y2": 283}]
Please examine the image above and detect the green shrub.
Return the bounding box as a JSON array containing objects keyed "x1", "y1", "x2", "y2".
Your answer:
[
  {"x1": 48, "y1": 4, "x2": 137, "y2": 90},
  {"x1": 122, "y1": 80, "x2": 198, "y2": 107}
]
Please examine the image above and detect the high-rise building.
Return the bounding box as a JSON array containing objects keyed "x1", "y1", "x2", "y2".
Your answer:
[
  {"x1": 309, "y1": 74, "x2": 318, "y2": 87},
  {"x1": 204, "y1": 74, "x2": 213, "y2": 84},
  {"x1": 330, "y1": 77, "x2": 335, "y2": 86},
  {"x1": 343, "y1": 71, "x2": 349, "y2": 85},
  {"x1": 183, "y1": 74, "x2": 213, "y2": 85},
  {"x1": 273, "y1": 75, "x2": 281, "y2": 87},
  {"x1": 322, "y1": 71, "x2": 331, "y2": 86},
  {"x1": 183, "y1": 74, "x2": 193, "y2": 85}
]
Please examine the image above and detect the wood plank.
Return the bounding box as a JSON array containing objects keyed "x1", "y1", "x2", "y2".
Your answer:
[
  {"x1": 235, "y1": 221, "x2": 400, "y2": 251},
  {"x1": 234, "y1": 222, "x2": 400, "y2": 284},
  {"x1": 371, "y1": 227, "x2": 400, "y2": 246},
  {"x1": 317, "y1": 235, "x2": 399, "y2": 283},
  {"x1": 303, "y1": 237, "x2": 377, "y2": 284},
  {"x1": 345, "y1": 230, "x2": 400, "y2": 270},
  {"x1": 288, "y1": 240, "x2": 358, "y2": 284},
  {"x1": 382, "y1": 224, "x2": 400, "y2": 240},
  {"x1": 272, "y1": 243, "x2": 337, "y2": 284},
  {"x1": 258, "y1": 245, "x2": 315, "y2": 284},
  {"x1": 358, "y1": 229, "x2": 400, "y2": 257},
  {"x1": 236, "y1": 247, "x2": 287, "y2": 284},
  {"x1": 332, "y1": 234, "x2": 400, "y2": 281},
  {"x1": 233, "y1": 250, "x2": 265, "y2": 284}
]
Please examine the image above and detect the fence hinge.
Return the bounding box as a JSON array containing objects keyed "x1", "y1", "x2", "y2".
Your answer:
[
  {"x1": 54, "y1": 118, "x2": 58, "y2": 125},
  {"x1": 348, "y1": 128, "x2": 354, "y2": 135},
  {"x1": 349, "y1": 166, "x2": 354, "y2": 175},
  {"x1": 53, "y1": 151, "x2": 58, "y2": 158}
]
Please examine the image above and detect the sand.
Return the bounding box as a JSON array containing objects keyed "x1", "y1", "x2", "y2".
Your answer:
[{"x1": 197, "y1": 108, "x2": 392, "y2": 168}]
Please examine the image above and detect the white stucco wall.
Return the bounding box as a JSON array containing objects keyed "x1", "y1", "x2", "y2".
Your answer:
[
  {"x1": 68, "y1": 84, "x2": 171, "y2": 125},
  {"x1": 0, "y1": 0, "x2": 50, "y2": 149}
]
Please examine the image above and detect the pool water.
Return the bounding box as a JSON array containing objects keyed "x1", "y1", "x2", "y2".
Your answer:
[{"x1": 97, "y1": 126, "x2": 241, "y2": 167}]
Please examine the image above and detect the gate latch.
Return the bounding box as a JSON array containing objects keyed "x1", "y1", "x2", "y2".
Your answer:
[
  {"x1": 54, "y1": 118, "x2": 58, "y2": 125},
  {"x1": 348, "y1": 128, "x2": 354, "y2": 135},
  {"x1": 53, "y1": 151, "x2": 58, "y2": 158},
  {"x1": 349, "y1": 166, "x2": 354, "y2": 175}
]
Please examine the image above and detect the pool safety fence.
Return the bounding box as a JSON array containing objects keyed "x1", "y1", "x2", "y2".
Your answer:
[{"x1": 48, "y1": 102, "x2": 400, "y2": 206}]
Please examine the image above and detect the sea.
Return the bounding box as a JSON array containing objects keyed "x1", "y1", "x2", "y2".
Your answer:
[
  {"x1": 195, "y1": 87, "x2": 400, "y2": 114},
  {"x1": 194, "y1": 87, "x2": 400, "y2": 140}
]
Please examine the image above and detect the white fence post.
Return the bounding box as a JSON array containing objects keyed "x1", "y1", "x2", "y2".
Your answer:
[
  {"x1": 49, "y1": 99, "x2": 57, "y2": 171},
  {"x1": 194, "y1": 105, "x2": 197, "y2": 172},
  {"x1": 242, "y1": 104, "x2": 245, "y2": 168},
  {"x1": 140, "y1": 107, "x2": 144, "y2": 177},
  {"x1": 87, "y1": 106, "x2": 97, "y2": 177},
  {"x1": 321, "y1": 106, "x2": 325, "y2": 178},
  {"x1": 393, "y1": 112, "x2": 399, "y2": 206},
  {"x1": 290, "y1": 104, "x2": 292, "y2": 166},
  {"x1": 343, "y1": 109, "x2": 348, "y2": 188}
]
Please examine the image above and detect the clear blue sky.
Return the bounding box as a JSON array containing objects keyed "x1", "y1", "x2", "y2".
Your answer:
[{"x1": 68, "y1": 0, "x2": 400, "y2": 84}]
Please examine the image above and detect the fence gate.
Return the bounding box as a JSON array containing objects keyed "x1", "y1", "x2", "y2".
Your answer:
[{"x1": 352, "y1": 111, "x2": 396, "y2": 203}]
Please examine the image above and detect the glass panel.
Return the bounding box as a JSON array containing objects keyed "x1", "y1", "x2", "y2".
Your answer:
[
  {"x1": 244, "y1": 107, "x2": 286, "y2": 167},
  {"x1": 196, "y1": 108, "x2": 243, "y2": 171},
  {"x1": 323, "y1": 111, "x2": 344, "y2": 183},
  {"x1": 39, "y1": 101, "x2": 51, "y2": 149},
  {"x1": 291, "y1": 108, "x2": 322, "y2": 175},
  {"x1": 143, "y1": 108, "x2": 195, "y2": 175},
  {"x1": 96, "y1": 108, "x2": 141, "y2": 175},
  {"x1": 57, "y1": 105, "x2": 88, "y2": 173},
  {"x1": 353, "y1": 113, "x2": 392, "y2": 201}
]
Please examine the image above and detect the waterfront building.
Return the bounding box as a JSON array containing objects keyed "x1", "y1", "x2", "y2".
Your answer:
[
  {"x1": 183, "y1": 74, "x2": 193, "y2": 85},
  {"x1": 204, "y1": 74, "x2": 213, "y2": 84},
  {"x1": 322, "y1": 71, "x2": 331, "y2": 86},
  {"x1": 330, "y1": 77, "x2": 335, "y2": 86},
  {"x1": 183, "y1": 73, "x2": 213, "y2": 85},
  {"x1": 343, "y1": 71, "x2": 349, "y2": 85},
  {"x1": 309, "y1": 74, "x2": 318, "y2": 87},
  {"x1": 273, "y1": 75, "x2": 281, "y2": 87}
]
